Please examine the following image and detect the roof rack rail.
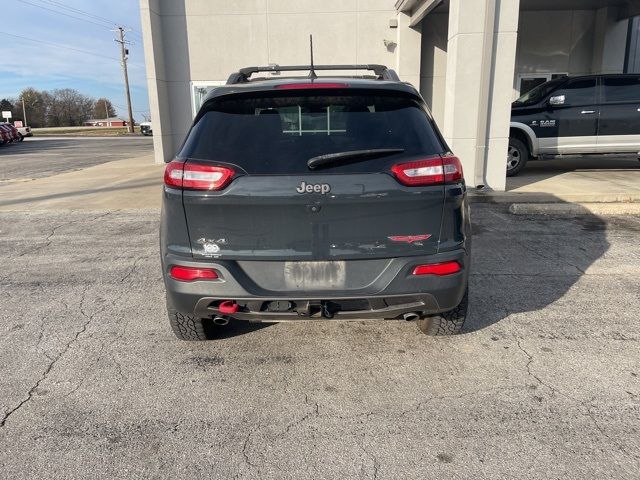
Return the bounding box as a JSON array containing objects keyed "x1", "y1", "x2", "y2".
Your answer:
[{"x1": 226, "y1": 64, "x2": 400, "y2": 84}]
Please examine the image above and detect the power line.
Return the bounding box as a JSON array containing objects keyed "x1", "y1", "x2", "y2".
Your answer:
[
  {"x1": 18, "y1": 0, "x2": 144, "y2": 37},
  {"x1": 112, "y1": 103, "x2": 149, "y2": 114},
  {"x1": 15, "y1": 0, "x2": 115, "y2": 29},
  {"x1": 38, "y1": 0, "x2": 128, "y2": 28},
  {"x1": 0, "y1": 30, "x2": 122, "y2": 62}
]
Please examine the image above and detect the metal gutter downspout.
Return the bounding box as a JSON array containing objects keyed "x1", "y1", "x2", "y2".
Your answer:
[{"x1": 473, "y1": 0, "x2": 497, "y2": 189}]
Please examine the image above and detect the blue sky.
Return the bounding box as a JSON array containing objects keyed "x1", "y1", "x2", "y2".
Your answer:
[{"x1": 0, "y1": 0, "x2": 149, "y2": 119}]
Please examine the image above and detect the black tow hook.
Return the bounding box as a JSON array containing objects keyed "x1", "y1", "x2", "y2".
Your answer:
[{"x1": 321, "y1": 301, "x2": 335, "y2": 319}]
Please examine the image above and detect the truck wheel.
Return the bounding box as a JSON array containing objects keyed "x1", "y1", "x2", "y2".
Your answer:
[
  {"x1": 167, "y1": 304, "x2": 208, "y2": 341},
  {"x1": 506, "y1": 137, "x2": 528, "y2": 177},
  {"x1": 416, "y1": 290, "x2": 468, "y2": 336}
]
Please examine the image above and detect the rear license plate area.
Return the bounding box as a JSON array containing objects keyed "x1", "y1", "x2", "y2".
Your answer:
[{"x1": 284, "y1": 261, "x2": 346, "y2": 290}]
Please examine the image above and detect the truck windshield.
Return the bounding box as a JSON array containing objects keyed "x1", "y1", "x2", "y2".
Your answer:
[
  {"x1": 513, "y1": 78, "x2": 566, "y2": 106},
  {"x1": 178, "y1": 93, "x2": 445, "y2": 174}
]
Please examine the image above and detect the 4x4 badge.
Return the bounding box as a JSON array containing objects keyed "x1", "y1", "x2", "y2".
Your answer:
[{"x1": 296, "y1": 181, "x2": 331, "y2": 194}]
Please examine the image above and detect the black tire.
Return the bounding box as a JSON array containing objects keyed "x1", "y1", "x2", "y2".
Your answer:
[
  {"x1": 167, "y1": 305, "x2": 208, "y2": 341},
  {"x1": 18, "y1": 133, "x2": 24, "y2": 142},
  {"x1": 506, "y1": 137, "x2": 529, "y2": 177},
  {"x1": 416, "y1": 290, "x2": 468, "y2": 336}
]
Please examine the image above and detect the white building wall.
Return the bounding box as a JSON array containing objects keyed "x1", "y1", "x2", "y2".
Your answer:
[
  {"x1": 516, "y1": 10, "x2": 597, "y2": 79},
  {"x1": 591, "y1": 7, "x2": 629, "y2": 74},
  {"x1": 141, "y1": 0, "x2": 422, "y2": 164},
  {"x1": 419, "y1": 13, "x2": 448, "y2": 125},
  {"x1": 514, "y1": 8, "x2": 628, "y2": 97}
]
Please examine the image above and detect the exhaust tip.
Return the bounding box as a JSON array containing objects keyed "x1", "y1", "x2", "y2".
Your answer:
[
  {"x1": 213, "y1": 316, "x2": 230, "y2": 326},
  {"x1": 403, "y1": 312, "x2": 420, "y2": 321}
]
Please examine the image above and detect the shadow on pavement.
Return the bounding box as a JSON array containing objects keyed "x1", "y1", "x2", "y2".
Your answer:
[
  {"x1": 203, "y1": 318, "x2": 273, "y2": 339},
  {"x1": 463, "y1": 194, "x2": 610, "y2": 333},
  {"x1": 0, "y1": 179, "x2": 160, "y2": 208}
]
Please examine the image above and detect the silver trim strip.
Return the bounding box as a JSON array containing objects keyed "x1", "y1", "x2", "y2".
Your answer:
[{"x1": 596, "y1": 134, "x2": 640, "y2": 152}]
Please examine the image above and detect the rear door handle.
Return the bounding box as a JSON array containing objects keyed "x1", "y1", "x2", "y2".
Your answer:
[{"x1": 581, "y1": 110, "x2": 596, "y2": 114}]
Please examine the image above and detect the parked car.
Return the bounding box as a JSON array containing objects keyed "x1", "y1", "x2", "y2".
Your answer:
[
  {"x1": 160, "y1": 64, "x2": 471, "y2": 341},
  {"x1": 140, "y1": 121, "x2": 152, "y2": 136},
  {"x1": 508, "y1": 74, "x2": 640, "y2": 176},
  {"x1": 0, "y1": 124, "x2": 8, "y2": 145},
  {"x1": 0, "y1": 123, "x2": 21, "y2": 144},
  {"x1": 16, "y1": 125, "x2": 32, "y2": 137}
]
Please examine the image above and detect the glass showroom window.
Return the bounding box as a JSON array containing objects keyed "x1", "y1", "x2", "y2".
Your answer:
[{"x1": 191, "y1": 81, "x2": 225, "y2": 116}]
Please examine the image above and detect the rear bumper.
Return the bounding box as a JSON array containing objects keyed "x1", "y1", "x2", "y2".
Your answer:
[{"x1": 163, "y1": 249, "x2": 469, "y2": 321}]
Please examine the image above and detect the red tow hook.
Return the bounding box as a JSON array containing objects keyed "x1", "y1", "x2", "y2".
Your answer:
[{"x1": 219, "y1": 301, "x2": 239, "y2": 314}]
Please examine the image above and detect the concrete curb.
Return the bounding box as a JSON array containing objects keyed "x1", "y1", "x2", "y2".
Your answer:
[
  {"x1": 469, "y1": 191, "x2": 640, "y2": 204},
  {"x1": 509, "y1": 202, "x2": 640, "y2": 216}
]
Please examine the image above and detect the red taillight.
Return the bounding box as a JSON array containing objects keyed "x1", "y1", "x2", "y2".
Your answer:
[
  {"x1": 391, "y1": 157, "x2": 444, "y2": 186},
  {"x1": 442, "y1": 155, "x2": 463, "y2": 183},
  {"x1": 391, "y1": 155, "x2": 463, "y2": 186},
  {"x1": 274, "y1": 82, "x2": 350, "y2": 90},
  {"x1": 164, "y1": 160, "x2": 234, "y2": 191},
  {"x1": 170, "y1": 266, "x2": 219, "y2": 281},
  {"x1": 412, "y1": 261, "x2": 461, "y2": 276}
]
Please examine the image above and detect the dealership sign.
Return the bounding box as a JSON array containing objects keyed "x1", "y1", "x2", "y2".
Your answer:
[{"x1": 1, "y1": 111, "x2": 11, "y2": 121}]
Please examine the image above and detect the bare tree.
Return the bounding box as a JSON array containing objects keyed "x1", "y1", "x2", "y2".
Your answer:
[
  {"x1": 14, "y1": 88, "x2": 49, "y2": 127},
  {"x1": 94, "y1": 98, "x2": 117, "y2": 119},
  {"x1": 47, "y1": 89, "x2": 95, "y2": 127}
]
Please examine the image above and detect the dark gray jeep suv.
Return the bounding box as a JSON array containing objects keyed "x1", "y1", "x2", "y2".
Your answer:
[{"x1": 161, "y1": 64, "x2": 471, "y2": 340}]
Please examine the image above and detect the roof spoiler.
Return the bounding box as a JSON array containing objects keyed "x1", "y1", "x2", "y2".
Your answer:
[{"x1": 226, "y1": 64, "x2": 400, "y2": 84}]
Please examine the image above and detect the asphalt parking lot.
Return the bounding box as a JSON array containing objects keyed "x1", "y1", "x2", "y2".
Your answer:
[
  {"x1": 1, "y1": 204, "x2": 638, "y2": 479},
  {"x1": 0, "y1": 137, "x2": 153, "y2": 183}
]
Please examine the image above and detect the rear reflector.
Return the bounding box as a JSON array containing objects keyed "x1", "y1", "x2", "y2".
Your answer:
[
  {"x1": 164, "y1": 160, "x2": 234, "y2": 191},
  {"x1": 391, "y1": 155, "x2": 463, "y2": 186},
  {"x1": 412, "y1": 261, "x2": 461, "y2": 276},
  {"x1": 170, "y1": 266, "x2": 218, "y2": 281},
  {"x1": 274, "y1": 82, "x2": 349, "y2": 90}
]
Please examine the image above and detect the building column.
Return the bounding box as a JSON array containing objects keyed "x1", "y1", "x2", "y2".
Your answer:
[
  {"x1": 395, "y1": 11, "x2": 423, "y2": 88},
  {"x1": 591, "y1": 7, "x2": 629, "y2": 74},
  {"x1": 442, "y1": 0, "x2": 519, "y2": 191}
]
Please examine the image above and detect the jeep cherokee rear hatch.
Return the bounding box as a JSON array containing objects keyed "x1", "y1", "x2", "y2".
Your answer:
[{"x1": 169, "y1": 87, "x2": 459, "y2": 267}]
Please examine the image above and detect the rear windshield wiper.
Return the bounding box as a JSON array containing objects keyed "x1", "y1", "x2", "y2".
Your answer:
[{"x1": 307, "y1": 148, "x2": 405, "y2": 170}]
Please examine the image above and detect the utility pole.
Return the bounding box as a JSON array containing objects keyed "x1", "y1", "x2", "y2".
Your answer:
[
  {"x1": 21, "y1": 93, "x2": 28, "y2": 127},
  {"x1": 114, "y1": 27, "x2": 135, "y2": 133},
  {"x1": 104, "y1": 100, "x2": 109, "y2": 121}
]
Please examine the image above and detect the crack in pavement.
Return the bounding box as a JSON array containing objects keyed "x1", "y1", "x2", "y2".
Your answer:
[
  {"x1": 272, "y1": 393, "x2": 320, "y2": 441},
  {"x1": 515, "y1": 338, "x2": 558, "y2": 395},
  {"x1": 514, "y1": 336, "x2": 636, "y2": 460},
  {"x1": 357, "y1": 437, "x2": 380, "y2": 480},
  {"x1": 17, "y1": 211, "x2": 113, "y2": 258},
  {"x1": 236, "y1": 395, "x2": 320, "y2": 475},
  {"x1": 120, "y1": 255, "x2": 144, "y2": 283},
  {"x1": 0, "y1": 286, "x2": 104, "y2": 428}
]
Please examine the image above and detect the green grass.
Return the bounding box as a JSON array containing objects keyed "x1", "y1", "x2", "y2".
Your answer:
[{"x1": 33, "y1": 126, "x2": 141, "y2": 137}]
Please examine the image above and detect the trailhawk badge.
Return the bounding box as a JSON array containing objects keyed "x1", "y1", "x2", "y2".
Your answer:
[{"x1": 296, "y1": 181, "x2": 331, "y2": 194}]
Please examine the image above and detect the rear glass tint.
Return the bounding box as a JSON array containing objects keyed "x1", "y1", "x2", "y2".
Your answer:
[
  {"x1": 603, "y1": 76, "x2": 640, "y2": 103},
  {"x1": 178, "y1": 93, "x2": 445, "y2": 174}
]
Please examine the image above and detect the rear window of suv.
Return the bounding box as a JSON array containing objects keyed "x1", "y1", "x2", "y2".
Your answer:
[{"x1": 177, "y1": 92, "x2": 445, "y2": 174}]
